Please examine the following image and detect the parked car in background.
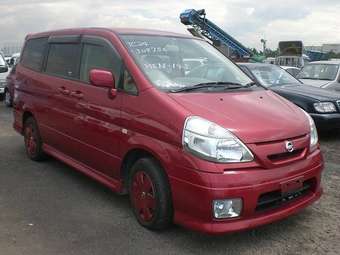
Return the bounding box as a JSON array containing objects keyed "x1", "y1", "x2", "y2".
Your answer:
[
  {"x1": 0, "y1": 53, "x2": 10, "y2": 101},
  {"x1": 281, "y1": 66, "x2": 301, "y2": 77},
  {"x1": 297, "y1": 61, "x2": 340, "y2": 92},
  {"x1": 263, "y1": 57, "x2": 275, "y2": 64},
  {"x1": 14, "y1": 28, "x2": 323, "y2": 234},
  {"x1": 9, "y1": 52, "x2": 20, "y2": 67},
  {"x1": 4, "y1": 64, "x2": 17, "y2": 107},
  {"x1": 5, "y1": 56, "x2": 11, "y2": 65},
  {"x1": 239, "y1": 63, "x2": 340, "y2": 130}
]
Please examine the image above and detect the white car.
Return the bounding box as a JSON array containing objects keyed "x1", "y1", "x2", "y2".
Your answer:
[
  {"x1": 0, "y1": 53, "x2": 10, "y2": 100},
  {"x1": 297, "y1": 60, "x2": 340, "y2": 92},
  {"x1": 280, "y1": 66, "x2": 301, "y2": 77}
]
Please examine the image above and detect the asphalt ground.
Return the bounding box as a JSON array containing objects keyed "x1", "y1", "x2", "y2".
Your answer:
[{"x1": 0, "y1": 102, "x2": 339, "y2": 255}]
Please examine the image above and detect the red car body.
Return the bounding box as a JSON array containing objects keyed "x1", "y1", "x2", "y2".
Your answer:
[{"x1": 13, "y1": 28, "x2": 323, "y2": 234}]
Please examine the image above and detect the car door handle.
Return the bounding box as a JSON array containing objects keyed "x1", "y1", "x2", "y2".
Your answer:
[
  {"x1": 58, "y1": 87, "x2": 70, "y2": 95},
  {"x1": 70, "y1": 91, "x2": 83, "y2": 99}
]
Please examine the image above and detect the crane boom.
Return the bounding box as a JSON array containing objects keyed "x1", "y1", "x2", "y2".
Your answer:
[{"x1": 180, "y1": 9, "x2": 251, "y2": 58}]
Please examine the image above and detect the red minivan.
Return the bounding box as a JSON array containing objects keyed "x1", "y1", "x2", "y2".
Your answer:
[{"x1": 13, "y1": 28, "x2": 323, "y2": 234}]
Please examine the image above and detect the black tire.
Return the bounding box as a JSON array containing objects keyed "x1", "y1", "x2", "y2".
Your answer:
[
  {"x1": 4, "y1": 89, "x2": 12, "y2": 107},
  {"x1": 128, "y1": 157, "x2": 173, "y2": 230},
  {"x1": 23, "y1": 117, "x2": 46, "y2": 161}
]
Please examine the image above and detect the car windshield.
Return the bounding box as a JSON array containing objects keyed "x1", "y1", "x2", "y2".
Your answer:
[
  {"x1": 245, "y1": 64, "x2": 299, "y2": 87},
  {"x1": 296, "y1": 64, "x2": 339, "y2": 81},
  {"x1": 0, "y1": 54, "x2": 6, "y2": 66},
  {"x1": 120, "y1": 35, "x2": 252, "y2": 91}
]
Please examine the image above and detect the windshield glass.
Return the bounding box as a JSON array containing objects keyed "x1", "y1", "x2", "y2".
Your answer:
[
  {"x1": 297, "y1": 64, "x2": 339, "y2": 80},
  {"x1": 0, "y1": 54, "x2": 6, "y2": 66},
  {"x1": 245, "y1": 64, "x2": 299, "y2": 87},
  {"x1": 120, "y1": 35, "x2": 252, "y2": 91}
]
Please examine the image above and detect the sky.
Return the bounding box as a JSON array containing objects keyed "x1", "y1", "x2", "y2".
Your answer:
[{"x1": 1, "y1": 0, "x2": 340, "y2": 50}]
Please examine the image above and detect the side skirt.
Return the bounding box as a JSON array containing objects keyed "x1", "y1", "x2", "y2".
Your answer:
[{"x1": 43, "y1": 144, "x2": 123, "y2": 193}]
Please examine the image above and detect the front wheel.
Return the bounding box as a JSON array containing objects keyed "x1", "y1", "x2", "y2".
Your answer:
[{"x1": 128, "y1": 158, "x2": 173, "y2": 230}]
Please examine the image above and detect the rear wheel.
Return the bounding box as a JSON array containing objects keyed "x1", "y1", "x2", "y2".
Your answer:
[
  {"x1": 4, "y1": 89, "x2": 12, "y2": 107},
  {"x1": 24, "y1": 117, "x2": 46, "y2": 161},
  {"x1": 128, "y1": 158, "x2": 173, "y2": 230}
]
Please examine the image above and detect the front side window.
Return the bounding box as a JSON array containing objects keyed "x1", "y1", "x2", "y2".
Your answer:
[
  {"x1": 122, "y1": 69, "x2": 138, "y2": 94},
  {"x1": 297, "y1": 64, "x2": 339, "y2": 81},
  {"x1": 45, "y1": 43, "x2": 81, "y2": 79},
  {"x1": 247, "y1": 65, "x2": 299, "y2": 87},
  {"x1": 120, "y1": 35, "x2": 252, "y2": 91},
  {"x1": 80, "y1": 44, "x2": 115, "y2": 82},
  {"x1": 21, "y1": 37, "x2": 48, "y2": 71}
]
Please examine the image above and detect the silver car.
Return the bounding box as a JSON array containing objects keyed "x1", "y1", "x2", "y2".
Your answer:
[{"x1": 297, "y1": 60, "x2": 340, "y2": 92}]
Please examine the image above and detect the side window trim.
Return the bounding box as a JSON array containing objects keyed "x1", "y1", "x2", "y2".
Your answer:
[{"x1": 41, "y1": 41, "x2": 51, "y2": 73}]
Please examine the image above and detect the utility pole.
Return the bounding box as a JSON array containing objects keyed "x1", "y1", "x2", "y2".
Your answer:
[{"x1": 260, "y1": 39, "x2": 267, "y2": 57}]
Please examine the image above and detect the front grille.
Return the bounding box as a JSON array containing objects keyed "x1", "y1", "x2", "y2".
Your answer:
[
  {"x1": 268, "y1": 148, "x2": 304, "y2": 163},
  {"x1": 255, "y1": 178, "x2": 316, "y2": 212}
]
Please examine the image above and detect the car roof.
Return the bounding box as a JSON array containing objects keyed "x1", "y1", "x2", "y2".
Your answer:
[
  {"x1": 280, "y1": 66, "x2": 300, "y2": 70},
  {"x1": 237, "y1": 63, "x2": 275, "y2": 68},
  {"x1": 308, "y1": 60, "x2": 340, "y2": 65},
  {"x1": 26, "y1": 27, "x2": 194, "y2": 40}
]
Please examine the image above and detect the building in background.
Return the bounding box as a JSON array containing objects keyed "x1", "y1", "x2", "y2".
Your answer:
[
  {"x1": 321, "y1": 44, "x2": 340, "y2": 54},
  {"x1": 305, "y1": 45, "x2": 322, "y2": 52},
  {"x1": 305, "y1": 44, "x2": 340, "y2": 54}
]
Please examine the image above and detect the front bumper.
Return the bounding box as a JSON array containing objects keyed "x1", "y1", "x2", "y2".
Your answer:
[
  {"x1": 169, "y1": 149, "x2": 323, "y2": 235},
  {"x1": 310, "y1": 113, "x2": 340, "y2": 130}
]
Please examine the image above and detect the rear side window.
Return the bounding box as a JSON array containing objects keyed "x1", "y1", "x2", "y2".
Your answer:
[
  {"x1": 45, "y1": 43, "x2": 81, "y2": 79},
  {"x1": 80, "y1": 44, "x2": 115, "y2": 82},
  {"x1": 21, "y1": 37, "x2": 48, "y2": 71}
]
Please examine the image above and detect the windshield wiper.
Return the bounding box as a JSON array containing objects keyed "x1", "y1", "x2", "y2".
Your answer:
[
  {"x1": 244, "y1": 81, "x2": 257, "y2": 88},
  {"x1": 170, "y1": 82, "x2": 247, "y2": 93}
]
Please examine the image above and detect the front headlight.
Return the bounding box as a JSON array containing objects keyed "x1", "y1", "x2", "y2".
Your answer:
[
  {"x1": 313, "y1": 102, "x2": 336, "y2": 113},
  {"x1": 303, "y1": 111, "x2": 318, "y2": 149},
  {"x1": 182, "y1": 116, "x2": 254, "y2": 163}
]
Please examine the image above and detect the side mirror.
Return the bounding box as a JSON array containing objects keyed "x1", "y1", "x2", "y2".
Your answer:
[
  {"x1": 0, "y1": 66, "x2": 8, "y2": 73},
  {"x1": 89, "y1": 69, "x2": 117, "y2": 97}
]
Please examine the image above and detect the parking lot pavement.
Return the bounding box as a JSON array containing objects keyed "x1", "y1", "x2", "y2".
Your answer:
[{"x1": 0, "y1": 102, "x2": 339, "y2": 255}]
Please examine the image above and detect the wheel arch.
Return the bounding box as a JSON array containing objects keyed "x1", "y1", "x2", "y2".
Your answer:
[
  {"x1": 120, "y1": 146, "x2": 170, "y2": 194},
  {"x1": 22, "y1": 111, "x2": 34, "y2": 132}
]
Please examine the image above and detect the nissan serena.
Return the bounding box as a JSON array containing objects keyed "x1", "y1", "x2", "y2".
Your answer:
[{"x1": 13, "y1": 28, "x2": 323, "y2": 234}]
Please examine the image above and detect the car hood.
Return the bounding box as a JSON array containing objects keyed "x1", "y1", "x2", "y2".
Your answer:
[
  {"x1": 299, "y1": 78, "x2": 331, "y2": 88},
  {"x1": 168, "y1": 90, "x2": 309, "y2": 144},
  {"x1": 272, "y1": 83, "x2": 340, "y2": 101}
]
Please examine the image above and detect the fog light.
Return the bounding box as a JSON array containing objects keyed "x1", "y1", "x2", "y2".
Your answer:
[{"x1": 213, "y1": 199, "x2": 242, "y2": 219}]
